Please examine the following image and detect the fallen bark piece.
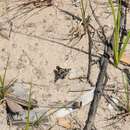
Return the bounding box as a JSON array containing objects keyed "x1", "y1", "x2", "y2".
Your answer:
[
  {"x1": 6, "y1": 95, "x2": 38, "y2": 108},
  {"x1": 6, "y1": 99, "x2": 24, "y2": 113},
  {"x1": 57, "y1": 118, "x2": 73, "y2": 129}
]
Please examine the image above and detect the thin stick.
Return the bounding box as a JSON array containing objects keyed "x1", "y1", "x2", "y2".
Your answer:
[
  {"x1": 86, "y1": 24, "x2": 93, "y2": 85},
  {"x1": 83, "y1": 39, "x2": 111, "y2": 130}
]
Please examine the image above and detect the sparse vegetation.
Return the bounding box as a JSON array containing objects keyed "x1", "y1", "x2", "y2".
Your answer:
[
  {"x1": 108, "y1": 0, "x2": 130, "y2": 66},
  {"x1": 0, "y1": 57, "x2": 11, "y2": 101},
  {"x1": 25, "y1": 85, "x2": 32, "y2": 130}
]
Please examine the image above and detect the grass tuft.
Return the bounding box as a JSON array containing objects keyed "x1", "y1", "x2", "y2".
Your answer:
[
  {"x1": 108, "y1": 0, "x2": 130, "y2": 66},
  {"x1": 0, "y1": 57, "x2": 9, "y2": 101}
]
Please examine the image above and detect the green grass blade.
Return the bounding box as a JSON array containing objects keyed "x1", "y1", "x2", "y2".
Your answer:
[
  {"x1": 109, "y1": 0, "x2": 123, "y2": 65},
  {"x1": 80, "y1": 0, "x2": 86, "y2": 22},
  {"x1": 114, "y1": 0, "x2": 121, "y2": 64},
  {"x1": 119, "y1": 31, "x2": 130, "y2": 58},
  {"x1": 25, "y1": 84, "x2": 32, "y2": 130},
  {"x1": 3, "y1": 57, "x2": 9, "y2": 87},
  {"x1": 108, "y1": 0, "x2": 120, "y2": 65},
  {"x1": 0, "y1": 75, "x2": 3, "y2": 87},
  {"x1": 108, "y1": 0, "x2": 116, "y2": 25}
]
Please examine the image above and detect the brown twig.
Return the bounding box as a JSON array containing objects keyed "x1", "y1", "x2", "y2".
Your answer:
[
  {"x1": 83, "y1": 39, "x2": 111, "y2": 130},
  {"x1": 86, "y1": 24, "x2": 93, "y2": 86}
]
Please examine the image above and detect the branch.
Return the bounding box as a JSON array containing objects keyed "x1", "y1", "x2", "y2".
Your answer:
[{"x1": 83, "y1": 39, "x2": 111, "y2": 130}]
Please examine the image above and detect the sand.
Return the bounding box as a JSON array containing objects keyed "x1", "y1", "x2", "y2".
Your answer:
[{"x1": 0, "y1": 0, "x2": 130, "y2": 130}]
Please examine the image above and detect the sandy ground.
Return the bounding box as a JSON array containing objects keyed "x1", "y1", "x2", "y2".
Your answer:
[{"x1": 0, "y1": 0, "x2": 130, "y2": 130}]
